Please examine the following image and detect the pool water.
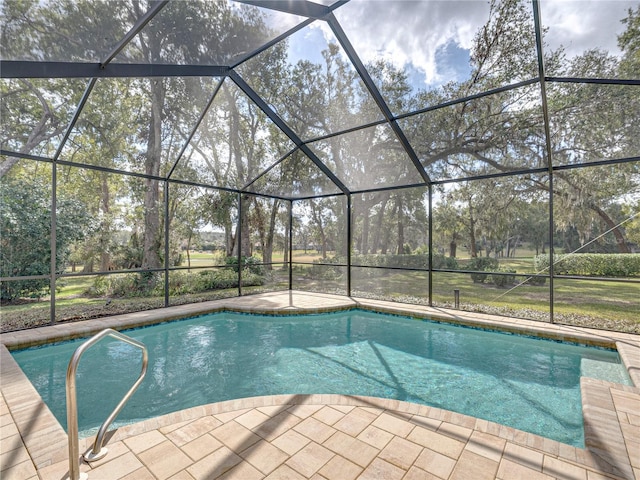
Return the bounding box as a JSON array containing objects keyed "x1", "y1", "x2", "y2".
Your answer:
[{"x1": 12, "y1": 309, "x2": 631, "y2": 447}]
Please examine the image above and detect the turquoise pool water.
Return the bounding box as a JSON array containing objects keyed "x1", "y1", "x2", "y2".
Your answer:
[{"x1": 12, "y1": 309, "x2": 631, "y2": 447}]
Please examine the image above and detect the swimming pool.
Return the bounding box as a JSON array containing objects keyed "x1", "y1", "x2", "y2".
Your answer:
[{"x1": 12, "y1": 309, "x2": 631, "y2": 447}]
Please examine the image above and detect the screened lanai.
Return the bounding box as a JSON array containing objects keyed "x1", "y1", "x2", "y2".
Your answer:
[{"x1": 1, "y1": 0, "x2": 639, "y2": 334}]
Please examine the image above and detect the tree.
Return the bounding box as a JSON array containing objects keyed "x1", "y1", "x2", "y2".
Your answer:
[
  {"x1": 618, "y1": 5, "x2": 640, "y2": 78},
  {"x1": 621, "y1": 202, "x2": 640, "y2": 249},
  {"x1": 199, "y1": 191, "x2": 238, "y2": 257},
  {"x1": 309, "y1": 199, "x2": 330, "y2": 259},
  {"x1": 432, "y1": 200, "x2": 465, "y2": 258},
  {"x1": 0, "y1": 0, "x2": 130, "y2": 176},
  {"x1": 0, "y1": 178, "x2": 91, "y2": 301},
  {"x1": 113, "y1": 0, "x2": 283, "y2": 267},
  {"x1": 168, "y1": 185, "x2": 204, "y2": 271},
  {"x1": 0, "y1": 78, "x2": 85, "y2": 177},
  {"x1": 402, "y1": 0, "x2": 637, "y2": 256}
]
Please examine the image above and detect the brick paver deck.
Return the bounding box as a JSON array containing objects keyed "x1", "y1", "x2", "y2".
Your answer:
[{"x1": 2, "y1": 291, "x2": 639, "y2": 479}]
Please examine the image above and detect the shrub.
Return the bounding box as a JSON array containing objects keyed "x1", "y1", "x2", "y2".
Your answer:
[
  {"x1": 197, "y1": 269, "x2": 265, "y2": 290},
  {"x1": 169, "y1": 271, "x2": 208, "y2": 295},
  {"x1": 323, "y1": 253, "x2": 459, "y2": 270},
  {"x1": 86, "y1": 275, "x2": 108, "y2": 296},
  {"x1": 92, "y1": 268, "x2": 265, "y2": 298},
  {"x1": 225, "y1": 256, "x2": 264, "y2": 275},
  {"x1": 490, "y1": 269, "x2": 516, "y2": 287},
  {"x1": 98, "y1": 274, "x2": 146, "y2": 298},
  {"x1": 533, "y1": 254, "x2": 640, "y2": 277},
  {"x1": 309, "y1": 258, "x2": 345, "y2": 279},
  {"x1": 199, "y1": 269, "x2": 238, "y2": 290},
  {"x1": 524, "y1": 275, "x2": 547, "y2": 286},
  {"x1": 438, "y1": 255, "x2": 460, "y2": 270},
  {"x1": 240, "y1": 271, "x2": 266, "y2": 288},
  {"x1": 467, "y1": 257, "x2": 499, "y2": 283}
]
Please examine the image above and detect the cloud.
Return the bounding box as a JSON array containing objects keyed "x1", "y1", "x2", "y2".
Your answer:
[
  {"x1": 321, "y1": 0, "x2": 635, "y2": 88},
  {"x1": 329, "y1": 0, "x2": 491, "y2": 86},
  {"x1": 539, "y1": 0, "x2": 635, "y2": 58}
]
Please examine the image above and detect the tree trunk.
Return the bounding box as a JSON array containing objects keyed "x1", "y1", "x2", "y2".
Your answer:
[
  {"x1": 142, "y1": 78, "x2": 164, "y2": 269},
  {"x1": 468, "y1": 208, "x2": 478, "y2": 258},
  {"x1": 310, "y1": 202, "x2": 327, "y2": 259},
  {"x1": 283, "y1": 206, "x2": 290, "y2": 270},
  {"x1": 263, "y1": 201, "x2": 279, "y2": 270},
  {"x1": 231, "y1": 216, "x2": 249, "y2": 257},
  {"x1": 226, "y1": 89, "x2": 252, "y2": 259},
  {"x1": 592, "y1": 204, "x2": 631, "y2": 253},
  {"x1": 372, "y1": 195, "x2": 389, "y2": 254},
  {"x1": 226, "y1": 225, "x2": 235, "y2": 257},
  {"x1": 240, "y1": 196, "x2": 252, "y2": 257},
  {"x1": 396, "y1": 195, "x2": 405, "y2": 254},
  {"x1": 99, "y1": 173, "x2": 111, "y2": 272},
  {"x1": 361, "y1": 207, "x2": 370, "y2": 255},
  {"x1": 186, "y1": 232, "x2": 192, "y2": 271},
  {"x1": 449, "y1": 239, "x2": 457, "y2": 258},
  {"x1": 382, "y1": 197, "x2": 398, "y2": 255}
]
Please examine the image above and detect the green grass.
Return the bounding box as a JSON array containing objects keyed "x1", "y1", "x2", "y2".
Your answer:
[
  {"x1": 3, "y1": 252, "x2": 638, "y2": 334},
  {"x1": 180, "y1": 250, "x2": 326, "y2": 265},
  {"x1": 294, "y1": 265, "x2": 639, "y2": 331},
  {"x1": 56, "y1": 277, "x2": 94, "y2": 297},
  {"x1": 181, "y1": 251, "x2": 227, "y2": 267}
]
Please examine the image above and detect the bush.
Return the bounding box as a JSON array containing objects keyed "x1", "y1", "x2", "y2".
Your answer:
[
  {"x1": 100, "y1": 272, "x2": 161, "y2": 298},
  {"x1": 533, "y1": 254, "x2": 640, "y2": 277},
  {"x1": 524, "y1": 275, "x2": 547, "y2": 286},
  {"x1": 320, "y1": 253, "x2": 459, "y2": 270},
  {"x1": 306, "y1": 252, "x2": 460, "y2": 281},
  {"x1": 91, "y1": 268, "x2": 265, "y2": 298},
  {"x1": 225, "y1": 256, "x2": 264, "y2": 275},
  {"x1": 308, "y1": 258, "x2": 345, "y2": 280},
  {"x1": 490, "y1": 269, "x2": 516, "y2": 287},
  {"x1": 438, "y1": 255, "x2": 460, "y2": 270},
  {"x1": 467, "y1": 257, "x2": 499, "y2": 283},
  {"x1": 199, "y1": 269, "x2": 239, "y2": 290},
  {"x1": 86, "y1": 275, "x2": 108, "y2": 296},
  {"x1": 170, "y1": 271, "x2": 208, "y2": 295}
]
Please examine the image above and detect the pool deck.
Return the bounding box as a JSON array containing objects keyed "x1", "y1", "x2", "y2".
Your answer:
[{"x1": 1, "y1": 291, "x2": 639, "y2": 480}]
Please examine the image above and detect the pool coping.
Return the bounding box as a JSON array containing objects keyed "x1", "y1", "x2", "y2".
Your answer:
[{"x1": 1, "y1": 291, "x2": 639, "y2": 479}]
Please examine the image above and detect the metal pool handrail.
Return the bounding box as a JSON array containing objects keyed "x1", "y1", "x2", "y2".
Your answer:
[{"x1": 66, "y1": 328, "x2": 148, "y2": 480}]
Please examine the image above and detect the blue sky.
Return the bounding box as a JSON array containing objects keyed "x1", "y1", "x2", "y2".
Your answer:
[
  {"x1": 283, "y1": 0, "x2": 636, "y2": 93},
  {"x1": 282, "y1": 8, "x2": 475, "y2": 94},
  {"x1": 256, "y1": 0, "x2": 637, "y2": 105}
]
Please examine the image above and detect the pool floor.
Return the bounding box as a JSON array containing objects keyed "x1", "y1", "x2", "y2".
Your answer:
[
  {"x1": 11, "y1": 309, "x2": 631, "y2": 447},
  {"x1": 1, "y1": 291, "x2": 639, "y2": 480}
]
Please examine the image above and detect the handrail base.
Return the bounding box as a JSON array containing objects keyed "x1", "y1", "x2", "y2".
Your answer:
[
  {"x1": 83, "y1": 447, "x2": 109, "y2": 463},
  {"x1": 65, "y1": 473, "x2": 88, "y2": 480}
]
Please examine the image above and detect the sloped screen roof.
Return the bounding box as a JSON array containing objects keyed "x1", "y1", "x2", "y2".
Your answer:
[{"x1": 1, "y1": 0, "x2": 638, "y2": 199}]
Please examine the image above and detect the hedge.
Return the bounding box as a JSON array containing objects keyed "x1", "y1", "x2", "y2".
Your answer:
[
  {"x1": 533, "y1": 253, "x2": 640, "y2": 277},
  {"x1": 314, "y1": 253, "x2": 459, "y2": 270},
  {"x1": 89, "y1": 269, "x2": 265, "y2": 298}
]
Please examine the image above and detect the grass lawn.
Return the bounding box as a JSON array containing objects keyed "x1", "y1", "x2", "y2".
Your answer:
[
  {"x1": 3, "y1": 251, "x2": 638, "y2": 334},
  {"x1": 179, "y1": 250, "x2": 325, "y2": 266}
]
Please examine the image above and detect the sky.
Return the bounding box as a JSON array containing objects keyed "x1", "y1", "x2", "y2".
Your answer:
[{"x1": 299, "y1": 0, "x2": 640, "y2": 92}]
